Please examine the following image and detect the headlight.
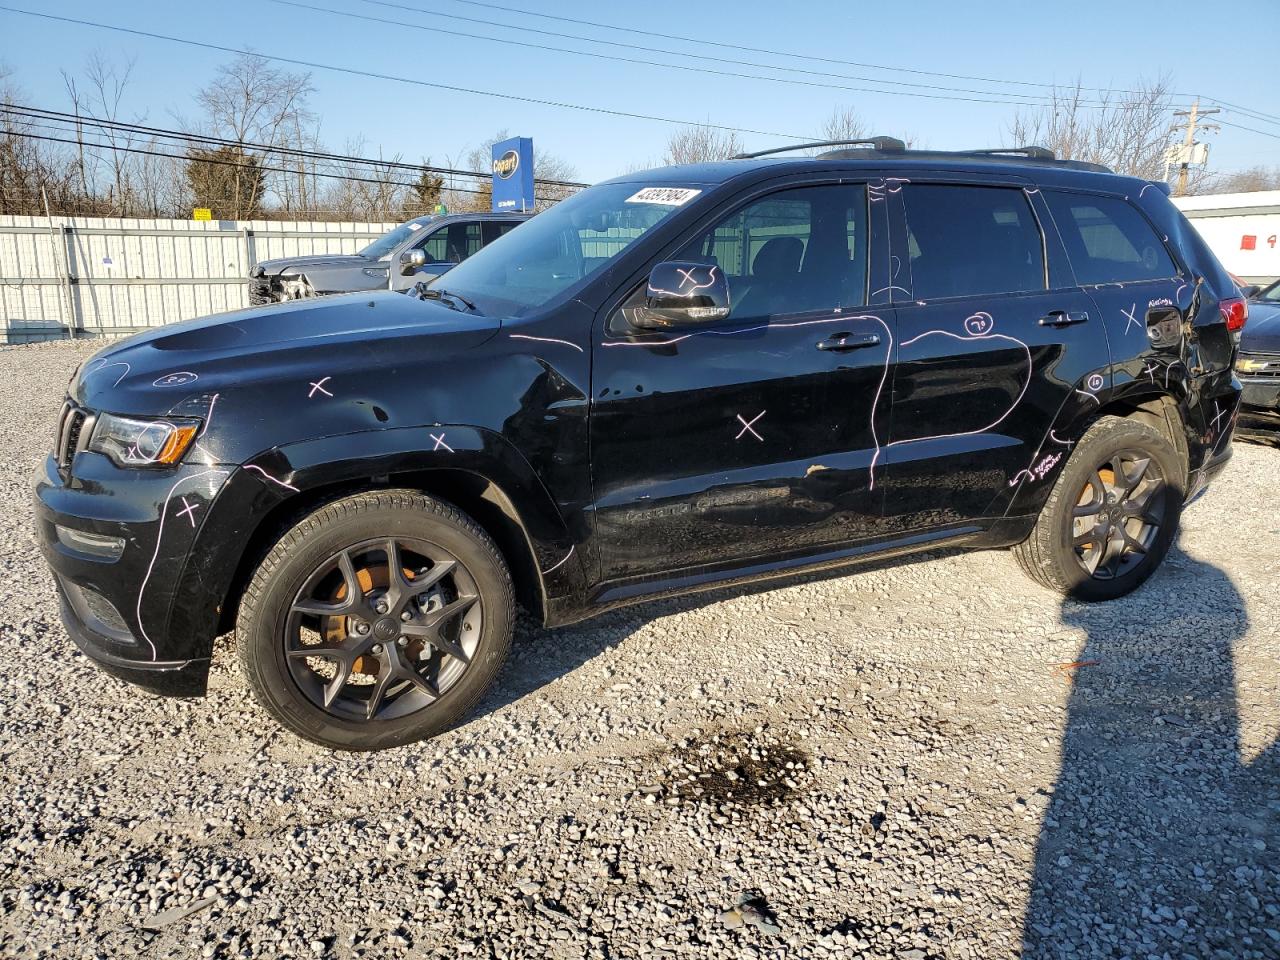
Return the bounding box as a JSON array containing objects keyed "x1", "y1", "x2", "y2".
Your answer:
[{"x1": 89, "y1": 413, "x2": 200, "y2": 467}]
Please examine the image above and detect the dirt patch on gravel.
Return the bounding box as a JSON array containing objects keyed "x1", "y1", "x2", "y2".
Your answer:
[{"x1": 648, "y1": 729, "x2": 811, "y2": 807}]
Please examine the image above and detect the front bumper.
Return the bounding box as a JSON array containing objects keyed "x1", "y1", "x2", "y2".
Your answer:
[
  {"x1": 58, "y1": 587, "x2": 208, "y2": 696},
  {"x1": 34, "y1": 449, "x2": 239, "y2": 698}
]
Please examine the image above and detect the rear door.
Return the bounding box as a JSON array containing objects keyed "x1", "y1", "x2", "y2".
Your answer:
[
  {"x1": 589, "y1": 179, "x2": 895, "y2": 583},
  {"x1": 883, "y1": 180, "x2": 1106, "y2": 533},
  {"x1": 1040, "y1": 189, "x2": 1188, "y2": 389}
]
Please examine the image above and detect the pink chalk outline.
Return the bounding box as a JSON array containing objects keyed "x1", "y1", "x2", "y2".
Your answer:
[
  {"x1": 509, "y1": 333, "x2": 584, "y2": 353},
  {"x1": 541, "y1": 545, "x2": 575, "y2": 575},
  {"x1": 243, "y1": 464, "x2": 300, "y2": 493},
  {"x1": 136, "y1": 469, "x2": 229, "y2": 659},
  {"x1": 83, "y1": 358, "x2": 131, "y2": 387},
  {"x1": 873, "y1": 325, "x2": 1033, "y2": 483}
]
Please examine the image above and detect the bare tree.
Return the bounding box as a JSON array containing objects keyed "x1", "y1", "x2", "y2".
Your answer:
[
  {"x1": 1008, "y1": 78, "x2": 1183, "y2": 182},
  {"x1": 193, "y1": 53, "x2": 315, "y2": 218},
  {"x1": 1, "y1": 65, "x2": 79, "y2": 215},
  {"x1": 820, "y1": 106, "x2": 868, "y2": 144},
  {"x1": 1198, "y1": 165, "x2": 1280, "y2": 195},
  {"x1": 661, "y1": 125, "x2": 744, "y2": 166}
]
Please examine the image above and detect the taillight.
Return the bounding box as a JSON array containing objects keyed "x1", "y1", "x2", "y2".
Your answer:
[{"x1": 1220, "y1": 297, "x2": 1248, "y2": 333}]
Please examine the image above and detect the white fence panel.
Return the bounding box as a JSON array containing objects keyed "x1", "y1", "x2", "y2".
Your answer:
[{"x1": 0, "y1": 215, "x2": 394, "y2": 343}]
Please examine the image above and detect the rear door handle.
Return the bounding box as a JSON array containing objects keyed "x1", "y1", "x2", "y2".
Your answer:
[
  {"x1": 1039, "y1": 310, "x2": 1089, "y2": 327},
  {"x1": 817, "y1": 332, "x2": 881, "y2": 352}
]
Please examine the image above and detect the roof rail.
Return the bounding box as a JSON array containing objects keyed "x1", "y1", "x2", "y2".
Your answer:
[
  {"x1": 732, "y1": 136, "x2": 906, "y2": 160},
  {"x1": 965, "y1": 145, "x2": 1056, "y2": 160}
]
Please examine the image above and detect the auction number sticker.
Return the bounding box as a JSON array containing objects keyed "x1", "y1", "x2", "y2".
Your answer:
[{"x1": 626, "y1": 187, "x2": 703, "y2": 206}]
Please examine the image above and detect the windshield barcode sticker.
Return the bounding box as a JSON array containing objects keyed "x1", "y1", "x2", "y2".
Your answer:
[{"x1": 626, "y1": 187, "x2": 702, "y2": 206}]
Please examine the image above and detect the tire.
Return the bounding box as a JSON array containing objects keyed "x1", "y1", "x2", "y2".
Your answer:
[
  {"x1": 1013, "y1": 415, "x2": 1185, "y2": 602},
  {"x1": 237, "y1": 490, "x2": 513, "y2": 750}
]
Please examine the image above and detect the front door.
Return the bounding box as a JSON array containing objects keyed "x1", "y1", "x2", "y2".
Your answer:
[
  {"x1": 881, "y1": 181, "x2": 1107, "y2": 533},
  {"x1": 589, "y1": 181, "x2": 895, "y2": 584}
]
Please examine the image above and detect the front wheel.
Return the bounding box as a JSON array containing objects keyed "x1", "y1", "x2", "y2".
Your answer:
[
  {"x1": 1013, "y1": 416, "x2": 1185, "y2": 601},
  {"x1": 237, "y1": 491, "x2": 514, "y2": 750}
]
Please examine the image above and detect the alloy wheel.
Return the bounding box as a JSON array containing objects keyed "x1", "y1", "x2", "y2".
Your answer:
[
  {"x1": 1069, "y1": 449, "x2": 1166, "y2": 581},
  {"x1": 284, "y1": 537, "x2": 481, "y2": 721}
]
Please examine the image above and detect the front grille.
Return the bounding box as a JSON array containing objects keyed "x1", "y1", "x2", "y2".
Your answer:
[
  {"x1": 54, "y1": 401, "x2": 95, "y2": 473},
  {"x1": 1239, "y1": 354, "x2": 1280, "y2": 379}
]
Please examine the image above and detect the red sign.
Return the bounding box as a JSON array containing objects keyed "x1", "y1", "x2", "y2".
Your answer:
[{"x1": 1241, "y1": 234, "x2": 1257, "y2": 250}]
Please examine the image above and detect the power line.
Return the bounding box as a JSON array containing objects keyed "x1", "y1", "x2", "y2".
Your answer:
[
  {"x1": 2, "y1": 129, "x2": 573, "y2": 201},
  {"x1": 334, "y1": 0, "x2": 1084, "y2": 108},
  {"x1": 1212, "y1": 115, "x2": 1280, "y2": 143},
  {"x1": 2, "y1": 104, "x2": 589, "y2": 187},
  {"x1": 0, "y1": 5, "x2": 811, "y2": 141},
  {"x1": 417, "y1": 0, "x2": 1280, "y2": 131},
  {"x1": 425, "y1": 0, "x2": 1240, "y2": 106}
]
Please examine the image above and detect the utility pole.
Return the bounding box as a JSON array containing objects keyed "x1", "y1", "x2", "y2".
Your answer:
[{"x1": 1171, "y1": 98, "x2": 1220, "y2": 196}]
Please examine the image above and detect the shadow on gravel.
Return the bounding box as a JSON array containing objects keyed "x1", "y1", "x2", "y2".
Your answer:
[
  {"x1": 467, "y1": 545, "x2": 968, "y2": 724},
  {"x1": 1023, "y1": 549, "x2": 1279, "y2": 959}
]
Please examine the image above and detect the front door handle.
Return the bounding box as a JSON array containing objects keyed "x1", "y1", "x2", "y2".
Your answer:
[
  {"x1": 817, "y1": 332, "x2": 881, "y2": 352},
  {"x1": 1039, "y1": 310, "x2": 1089, "y2": 327}
]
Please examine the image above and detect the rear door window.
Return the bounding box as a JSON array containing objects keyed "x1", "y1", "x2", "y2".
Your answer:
[
  {"x1": 1044, "y1": 192, "x2": 1178, "y2": 284},
  {"x1": 901, "y1": 185, "x2": 1046, "y2": 300}
]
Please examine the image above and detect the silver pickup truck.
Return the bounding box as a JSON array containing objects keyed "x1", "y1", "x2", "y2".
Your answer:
[{"x1": 248, "y1": 212, "x2": 531, "y2": 303}]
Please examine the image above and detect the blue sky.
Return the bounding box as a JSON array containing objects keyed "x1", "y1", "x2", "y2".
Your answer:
[{"x1": 2, "y1": 0, "x2": 1277, "y2": 184}]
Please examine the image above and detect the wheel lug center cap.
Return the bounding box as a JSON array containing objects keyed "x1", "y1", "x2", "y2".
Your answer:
[{"x1": 372, "y1": 618, "x2": 399, "y2": 642}]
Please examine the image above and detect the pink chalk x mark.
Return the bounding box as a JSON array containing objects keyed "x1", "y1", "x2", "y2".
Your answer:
[
  {"x1": 735, "y1": 411, "x2": 765, "y2": 442},
  {"x1": 431, "y1": 432, "x2": 454, "y2": 452},
  {"x1": 176, "y1": 496, "x2": 199, "y2": 527},
  {"x1": 308, "y1": 377, "x2": 333, "y2": 398}
]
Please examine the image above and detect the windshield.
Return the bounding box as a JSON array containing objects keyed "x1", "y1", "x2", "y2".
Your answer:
[
  {"x1": 1259, "y1": 279, "x2": 1280, "y2": 303},
  {"x1": 359, "y1": 218, "x2": 432, "y2": 260},
  {"x1": 430, "y1": 182, "x2": 702, "y2": 316}
]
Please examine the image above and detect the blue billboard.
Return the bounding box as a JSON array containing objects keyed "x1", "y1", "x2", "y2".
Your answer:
[{"x1": 491, "y1": 136, "x2": 535, "y2": 213}]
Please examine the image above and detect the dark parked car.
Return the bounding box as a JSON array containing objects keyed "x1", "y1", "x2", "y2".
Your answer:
[
  {"x1": 38, "y1": 139, "x2": 1245, "y2": 750},
  {"x1": 1237, "y1": 278, "x2": 1280, "y2": 427},
  {"x1": 247, "y1": 212, "x2": 530, "y2": 303}
]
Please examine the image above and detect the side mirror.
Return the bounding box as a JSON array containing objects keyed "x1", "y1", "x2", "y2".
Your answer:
[
  {"x1": 1239, "y1": 284, "x2": 1260, "y2": 300},
  {"x1": 399, "y1": 248, "x2": 427, "y2": 276},
  {"x1": 634, "y1": 261, "x2": 730, "y2": 329}
]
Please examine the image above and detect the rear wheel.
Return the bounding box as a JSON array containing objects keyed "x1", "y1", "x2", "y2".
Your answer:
[
  {"x1": 1013, "y1": 416, "x2": 1184, "y2": 601},
  {"x1": 237, "y1": 491, "x2": 513, "y2": 750}
]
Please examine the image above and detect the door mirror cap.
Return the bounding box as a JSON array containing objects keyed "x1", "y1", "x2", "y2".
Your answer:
[
  {"x1": 399, "y1": 248, "x2": 427, "y2": 276},
  {"x1": 634, "y1": 261, "x2": 730, "y2": 329}
]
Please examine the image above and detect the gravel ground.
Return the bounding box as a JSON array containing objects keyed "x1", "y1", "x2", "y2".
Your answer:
[{"x1": 1, "y1": 339, "x2": 1277, "y2": 960}]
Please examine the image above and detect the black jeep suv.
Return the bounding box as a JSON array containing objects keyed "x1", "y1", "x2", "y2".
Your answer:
[{"x1": 36, "y1": 139, "x2": 1245, "y2": 750}]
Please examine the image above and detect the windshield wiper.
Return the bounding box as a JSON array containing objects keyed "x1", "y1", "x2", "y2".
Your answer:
[{"x1": 412, "y1": 282, "x2": 477, "y2": 312}]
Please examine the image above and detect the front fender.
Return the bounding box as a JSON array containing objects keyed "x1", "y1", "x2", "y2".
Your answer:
[{"x1": 167, "y1": 424, "x2": 581, "y2": 664}]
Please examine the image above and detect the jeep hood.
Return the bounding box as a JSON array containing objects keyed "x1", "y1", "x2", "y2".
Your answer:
[{"x1": 72, "y1": 291, "x2": 499, "y2": 414}]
